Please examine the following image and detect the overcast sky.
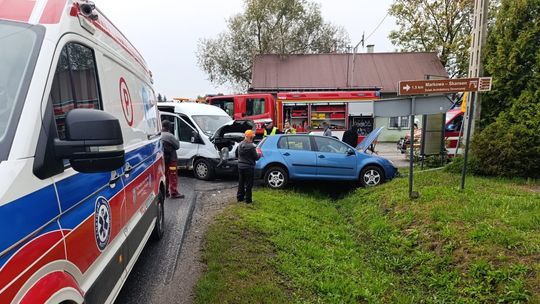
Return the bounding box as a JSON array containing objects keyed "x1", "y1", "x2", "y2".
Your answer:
[{"x1": 95, "y1": 0, "x2": 396, "y2": 98}]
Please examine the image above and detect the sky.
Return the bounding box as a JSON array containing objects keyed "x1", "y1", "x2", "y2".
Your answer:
[{"x1": 95, "y1": 0, "x2": 396, "y2": 99}]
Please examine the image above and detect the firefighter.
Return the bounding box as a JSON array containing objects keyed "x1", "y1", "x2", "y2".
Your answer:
[
  {"x1": 263, "y1": 121, "x2": 281, "y2": 137},
  {"x1": 283, "y1": 120, "x2": 296, "y2": 134},
  {"x1": 237, "y1": 130, "x2": 260, "y2": 203}
]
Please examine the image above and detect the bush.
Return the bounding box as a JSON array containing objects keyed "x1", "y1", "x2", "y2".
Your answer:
[{"x1": 471, "y1": 92, "x2": 540, "y2": 178}]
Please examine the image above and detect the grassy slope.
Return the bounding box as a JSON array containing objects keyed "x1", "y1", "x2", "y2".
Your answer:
[{"x1": 195, "y1": 171, "x2": 540, "y2": 303}]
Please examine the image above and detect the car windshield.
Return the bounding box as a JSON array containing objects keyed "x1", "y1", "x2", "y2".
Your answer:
[
  {"x1": 0, "y1": 21, "x2": 43, "y2": 161},
  {"x1": 192, "y1": 115, "x2": 232, "y2": 136}
]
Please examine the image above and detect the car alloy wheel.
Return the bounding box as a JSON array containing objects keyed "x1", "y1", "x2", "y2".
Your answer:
[
  {"x1": 265, "y1": 166, "x2": 288, "y2": 189},
  {"x1": 361, "y1": 166, "x2": 383, "y2": 187}
]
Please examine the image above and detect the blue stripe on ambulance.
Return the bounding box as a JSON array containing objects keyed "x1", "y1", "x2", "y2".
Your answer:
[
  {"x1": 0, "y1": 140, "x2": 161, "y2": 269},
  {"x1": 0, "y1": 185, "x2": 60, "y2": 263}
]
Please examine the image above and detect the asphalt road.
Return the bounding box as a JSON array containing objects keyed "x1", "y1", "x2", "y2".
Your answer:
[{"x1": 114, "y1": 172, "x2": 238, "y2": 304}]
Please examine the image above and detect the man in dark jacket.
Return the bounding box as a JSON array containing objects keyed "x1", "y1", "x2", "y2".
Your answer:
[
  {"x1": 342, "y1": 124, "x2": 359, "y2": 148},
  {"x1": 237, "y1": 129, "x2": 260, "y2": 203},
  {"x1": 161, "y1": 120, "x2": 184, "y2": 199}
]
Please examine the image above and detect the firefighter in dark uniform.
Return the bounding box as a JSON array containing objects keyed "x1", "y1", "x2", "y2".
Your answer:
[{"x1": 237, "y1": 130, "x2": 260, "y2": 203}]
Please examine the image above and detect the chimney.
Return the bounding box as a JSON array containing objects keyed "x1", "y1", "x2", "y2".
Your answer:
[{"x1": 367, "y1": 44, "x2": 375, "y2": 53}]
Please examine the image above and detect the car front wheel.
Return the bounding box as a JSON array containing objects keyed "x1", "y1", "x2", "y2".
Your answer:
[
  {"x1": 360, "y1": 165, "x2": 383, "y2": 187},
  {"x1": 194, "y1": 159, "x2": 215, "y2": 180},
  {"x1": 264, "y1": 166, "x2": 288, "y2": 189}
]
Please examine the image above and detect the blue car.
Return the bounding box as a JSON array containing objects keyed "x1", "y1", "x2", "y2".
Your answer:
[{"x1": 255, "y1": 128, "x2": 398, "y2": 189}]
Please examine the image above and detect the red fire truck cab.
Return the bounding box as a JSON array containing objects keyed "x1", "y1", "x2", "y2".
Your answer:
[{"x1": 207, "y1": 94, "x2": 275, "y2": 134}]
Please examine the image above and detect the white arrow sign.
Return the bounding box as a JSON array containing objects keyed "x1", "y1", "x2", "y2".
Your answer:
[{"x1": 403, "y1": 84, "x2": 411, "y2": 92}]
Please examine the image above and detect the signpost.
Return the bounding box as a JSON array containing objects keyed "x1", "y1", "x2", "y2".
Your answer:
[
  {"x1": 398, "y1": 77, "x2": 492, "y2": 96},
  {"x1": 393, "y1": 77, "x2": 492, "y2": 197}
]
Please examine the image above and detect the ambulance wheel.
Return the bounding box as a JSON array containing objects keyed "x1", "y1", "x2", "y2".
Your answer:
[
  {"x1": 264, "y1": 166, "x2": 288, "y2": 189},
  {"x1": 360, "y1": 165, "x2": 384, "y2": 187},
  {"x1": 194, "y1": 159, "x2": 215, "y2": 180},
  {"x1": 151, "y1": 187, "x2": 165, "y2": 241}
]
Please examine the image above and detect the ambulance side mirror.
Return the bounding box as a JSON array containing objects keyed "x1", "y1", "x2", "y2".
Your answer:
[{"x1": 54, "y1": 109, "x2": 125, "y2": 173}]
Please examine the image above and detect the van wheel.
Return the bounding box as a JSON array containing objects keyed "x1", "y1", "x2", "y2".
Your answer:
[
  {"x1": 194, "y1": 159, "x2": 215, "y2": 180},
  {"x1": 264, "y1": 166, "x2": 288, "y2": 189},
  {"x1": 360, "y1": 166, "x2": 383, "y2": 187},
  {"x1": 151, "y1": 188, "x2": 165, "y2": 241}
]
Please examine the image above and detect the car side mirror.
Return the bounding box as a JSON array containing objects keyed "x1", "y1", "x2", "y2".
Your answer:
[
  {"x1": 347, "y1": 148, "x2": 355, "y2": 156},
  {"x1": 54, "y1": 109, "x2": 124, "y2": 173},
  {"x1": 191, "y1": 130, "x2": 201, "y2": 143}
]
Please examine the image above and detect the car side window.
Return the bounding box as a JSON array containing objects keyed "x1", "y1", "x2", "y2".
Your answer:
[
  {"x1": 246, "y1": 98, "x2": 265, "y2": 116},
  {"x1": 161, "y1": 115, "x2": 176, "y2": 137},
  {"x1": 314, "y1": 137, "x2": 349, "y2": 153},
  {"x1": 286, "y1": 136, "x2": 311, "y2": 151},
  {"x1": 177, "y1": 117, "x2": 194, "y2": 142},
  {"x1": 179, "y1": 114, "x2": 196, "y2": 129},
  {"x1": 277, "y1": 137, "x2": 288, "y2": 149},
  {"x1": 49, "y1": 42, "x2": 101, "y2": 140}
]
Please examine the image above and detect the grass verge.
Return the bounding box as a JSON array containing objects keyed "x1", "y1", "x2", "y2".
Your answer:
[{"x1": 195, "y1": 171, "x2": 540, "y2": 303}]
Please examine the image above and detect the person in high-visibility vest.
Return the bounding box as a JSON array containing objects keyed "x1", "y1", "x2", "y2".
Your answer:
[
  {"x1": 263, "y1": 121, "x2": 281, "y2": 137},
  {"x1": 283, "y1": 120, "x2": 296, "y2": 134}
]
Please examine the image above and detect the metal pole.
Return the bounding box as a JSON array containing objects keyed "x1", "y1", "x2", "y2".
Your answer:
[
  {"x1": 460, "y1": 92, "x2": 476, "y2": 190},
  {"x1": 409, "y1": 97, "x2": 415, "y2": 198},
  {"x1": 441, "y1": 113, "x2": 446, "y2": 167}
]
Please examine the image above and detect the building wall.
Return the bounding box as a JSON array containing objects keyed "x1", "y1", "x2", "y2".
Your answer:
[{"x1": 375, "y1": 116, "x2": 423, "y2": 142}]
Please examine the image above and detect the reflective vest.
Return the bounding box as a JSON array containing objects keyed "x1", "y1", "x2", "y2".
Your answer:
[{"x1": 263, "y1": 127, "x2": 277, "y2": 137}]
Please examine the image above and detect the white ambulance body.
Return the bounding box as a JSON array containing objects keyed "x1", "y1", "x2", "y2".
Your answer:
[{"x1": 0, "y1": 1, "x2": 166, "y2": 303}]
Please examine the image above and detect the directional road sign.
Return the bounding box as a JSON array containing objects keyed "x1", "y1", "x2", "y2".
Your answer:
[{"x1": 398, "y1": 77, "x2": 492, "y2": 96}]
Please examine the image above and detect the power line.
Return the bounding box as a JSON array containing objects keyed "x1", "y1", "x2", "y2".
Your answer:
[{"x1": 365, "y1": 12, "x2": 389, "y2": 42}]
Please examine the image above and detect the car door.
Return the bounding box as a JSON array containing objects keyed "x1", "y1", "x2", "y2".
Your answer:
[
  {"x1": 312, "y1": 136, "x2": 357, "y2": 179},
  {"x1": 48, "y1": 41, "x2": 128, "y2": 302},
  {"x1": 161, "y1": 113, "x2": 199, "y2": 168},
  {"x1": 277, "y1": 135, "x2": 317, "y2": 179}
]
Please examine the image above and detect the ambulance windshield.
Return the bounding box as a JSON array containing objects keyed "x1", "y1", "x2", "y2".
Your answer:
[{"x1": 0, "y1": 21, "x2": 43, "y2": 161}]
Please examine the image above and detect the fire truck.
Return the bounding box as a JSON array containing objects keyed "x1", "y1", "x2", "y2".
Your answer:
[{"x1": 207, "y1": 91, "x2": 381, "y2": 138}]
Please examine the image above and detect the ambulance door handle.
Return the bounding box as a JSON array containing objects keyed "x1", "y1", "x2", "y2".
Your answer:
[
  {"x1": 109, "y1": 171, "x2": 121, "y2": 187},
  {"x1": 123, "y1": 163, "x2": 133, "y2": 177}
]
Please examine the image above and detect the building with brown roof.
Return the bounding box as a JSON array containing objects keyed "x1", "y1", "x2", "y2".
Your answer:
[{"x1": 250, "y1": 52, "x2": 449, "y2": 141}]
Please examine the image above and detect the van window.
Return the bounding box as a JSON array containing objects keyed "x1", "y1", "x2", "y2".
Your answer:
[
  {"x1": 177, "y1": 117, "x2": 194, "y2": 142},
  {"x1": 49, "y1": 43, "x2": 101, "y2": 140},
  {"x1": 246, "y1": 98, "x2": 265, "y2": 116}
]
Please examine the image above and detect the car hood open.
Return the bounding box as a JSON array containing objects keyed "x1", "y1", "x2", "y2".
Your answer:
[
  {"x1": 356, "y1": 127, "x2": 384, "y2": 152},
  {"x1": 210, "y1": 119, "x2": 255, "y2": 141}
]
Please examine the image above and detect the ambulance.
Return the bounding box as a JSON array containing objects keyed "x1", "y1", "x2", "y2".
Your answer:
[{"x1": 0, "y1": 1, "x2": 166, "y2": 303}]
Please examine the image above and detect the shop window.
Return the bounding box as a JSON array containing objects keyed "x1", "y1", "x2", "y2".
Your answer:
[
  {"x1": 49, "y1": 42, "x2": 101, "y2": 140},
  {"x1": 389, "y1": 116, "x2": 410, "y2": 129},
  {"x1": 246, "y1": 98, "x2": 265, "y2": 116}
]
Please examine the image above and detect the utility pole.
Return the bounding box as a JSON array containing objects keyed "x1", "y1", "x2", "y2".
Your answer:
[
  {"x1": 463, "y1": 0, "x2": 489, "y2": 139},
  {"x1": 461, "y1": 0, "x2": 489, "y2": 190}
]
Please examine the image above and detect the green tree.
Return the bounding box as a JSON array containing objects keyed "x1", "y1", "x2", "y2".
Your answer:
[
  {"x1": 389, "y1": 0, "x2": 474, "y2": 78},
  {"x1": 157, "y1": 93, "x2": 162, "y2": 102},
  {"x1": 480, "y1": 0, "x2": 540, "y2": 127},
  {"x1": 197, "y1": 0, "x2": 350, "y2": 90},
  {"x1": 472, "y1": 0, "x2": 540, "y2": 178}
]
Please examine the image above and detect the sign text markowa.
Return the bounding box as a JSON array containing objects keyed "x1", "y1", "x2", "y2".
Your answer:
[{"x1": 398, "y1": 77, "x2": 492, "y2": 95}]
